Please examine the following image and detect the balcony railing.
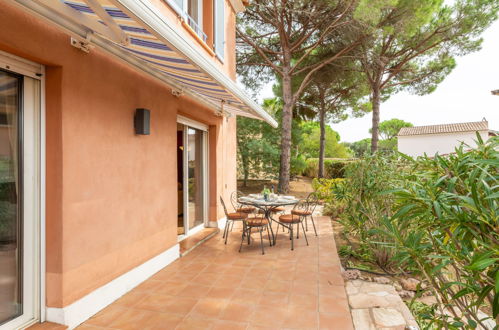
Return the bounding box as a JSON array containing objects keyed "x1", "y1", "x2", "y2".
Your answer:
[{"x1": 186, "y1": 14, "x2": 208, "y2": 43}]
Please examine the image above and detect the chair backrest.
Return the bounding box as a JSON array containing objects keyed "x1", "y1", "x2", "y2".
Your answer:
[
  {"x1": 230, "y1": 191, "x2": 241, "y2": 210},
  {"x1": 220, "y1": 196, "x2": 229, "y2": 216},
  {"x1": 306, "y1": 192, "x2": 319, "y2": 213},
  {"x1": 293, "y1": 198, "x2": 309, "y2": 212}
]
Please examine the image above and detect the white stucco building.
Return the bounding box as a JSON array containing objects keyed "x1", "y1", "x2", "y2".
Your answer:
[{"x1": 397, "y1": 120, "x2": 496, "y2": 157}]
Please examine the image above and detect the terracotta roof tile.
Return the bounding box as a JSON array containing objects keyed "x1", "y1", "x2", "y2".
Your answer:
[{"x1": 398, "y1": 121, "x2": 489, "y2": 136}]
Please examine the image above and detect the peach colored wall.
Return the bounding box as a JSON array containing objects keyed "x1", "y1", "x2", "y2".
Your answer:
[{"x1": 0, "y1": 2, "x2": 238, "y2": 308}]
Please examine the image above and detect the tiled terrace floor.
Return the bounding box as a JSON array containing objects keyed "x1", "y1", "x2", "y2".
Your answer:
[{"x1": 76, "y1": 216, "x2": 353, "y2": 330}]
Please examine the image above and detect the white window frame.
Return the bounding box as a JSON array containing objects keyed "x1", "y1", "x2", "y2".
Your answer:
[
  {"x1": 176, "y1": 116, "x2": 209, "y2": 241},
  {"x1": 0, "y1": 50, "x2": 45, "y2": 329},
  {"x1": 213, "y1": 0, "x2": 225, "y2": 61}
]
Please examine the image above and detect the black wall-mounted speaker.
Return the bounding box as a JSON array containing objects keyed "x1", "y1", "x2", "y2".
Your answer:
[{"x1": 134, "y1": 108, "x2": 150, "y2": 135}]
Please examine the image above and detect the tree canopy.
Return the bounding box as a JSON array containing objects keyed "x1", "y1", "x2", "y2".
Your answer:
[
  {"x1": 237, "y1": 0, "x2": 360, "y2": 192},
  {"x1": 297, "y1": 122, "x2": 351, "y2": 159},
  {"x1": 353, "y1": 0, "x2": 499, "y2": 152},
  {"x1": 370, "y1": 118, "x2": 413, "y2": 141}
]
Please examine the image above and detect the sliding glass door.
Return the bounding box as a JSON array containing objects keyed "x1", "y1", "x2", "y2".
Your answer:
[
  {"x1": 0, "y1": 67, "x2": 40, "y2": 329},
  {"x1": 0, "y1": 70, "x2": 23, "y2": 326},
  {"x1": 177, "y1": 121, "x2": 207, "y2": 237}
]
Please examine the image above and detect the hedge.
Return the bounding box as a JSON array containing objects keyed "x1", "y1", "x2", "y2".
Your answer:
[{"x1": 303, "y1": 158, "x2": 356, "y2": 178}]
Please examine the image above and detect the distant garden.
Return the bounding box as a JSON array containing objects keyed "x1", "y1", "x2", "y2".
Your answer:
[{"x1": 235, "y1": 0, "x2": 499, "y2": 328}]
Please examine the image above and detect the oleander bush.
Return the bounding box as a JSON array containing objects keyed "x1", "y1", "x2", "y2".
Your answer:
[
  {"x1": 380, "y1": 135, "x2": 498, "y2": 329},
  {"x1": 335, "y1": 134, "x2": 499, "y2": 328}
]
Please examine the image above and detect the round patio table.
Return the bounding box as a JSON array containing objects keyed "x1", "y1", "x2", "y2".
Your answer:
[{"x1": 238, "y1": 194, "x2": 299, "y2": 246}]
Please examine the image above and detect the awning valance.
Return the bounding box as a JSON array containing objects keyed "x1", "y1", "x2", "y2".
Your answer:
[{"x1": 11, "y1": 0, "x2": 277, "y2": 127}]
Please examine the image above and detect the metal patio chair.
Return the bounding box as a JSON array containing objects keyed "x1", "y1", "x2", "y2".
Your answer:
[
  {"x1": 276, "y1": 199, "x2": 309, "y2": 251},
  {"x1": 239, "y1": 214, "x2": 272, "y2": 255},
  {"x1": 220, "y1": 196, "x2": 247, "y2": 244},
  {"x1": 231, "y1": 191, "x2": 256, "y2": 214},
  {"x1": 291, "y1": 192, "x2": 318, "y2": 236}
]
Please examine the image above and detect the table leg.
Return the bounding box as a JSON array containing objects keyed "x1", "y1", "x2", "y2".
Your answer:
[{"x1": 265, "y1": 209, "x2": 275, "y2": 246}]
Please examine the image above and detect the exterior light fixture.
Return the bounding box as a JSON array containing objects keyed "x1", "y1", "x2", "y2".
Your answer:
[{"x1": 134, "y1": 108, "x2": 150, "y2": 135}]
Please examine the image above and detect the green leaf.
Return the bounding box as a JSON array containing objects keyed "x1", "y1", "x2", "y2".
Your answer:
[{"x1": 467, "y1": 258, "x2": 499, "y2": 271}]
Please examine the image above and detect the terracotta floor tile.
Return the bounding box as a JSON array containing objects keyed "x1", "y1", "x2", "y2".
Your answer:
[
  {"x1": 150, "y1": 268, "x2": 178, "y2": 281},
  {"x1": 189, "y1": 297, "x2": 228, "y2": 318},
  {"x1": 164, "y1": 297, "x2": 199, "y2": 316},
  {"x1": 231, "y1": 288, "x2": 263, "y2": 305},
  {"x1": 319, "y1": 295, "x2": 350, "y2": 315},
  {"x1": 211, "y1": 320, "x2": 248, "y2": 330},
  {"x1": 85, "y1": 305, "x2": 128, "y2": 326},
  {"x1": 176, "y1": 315, "x2": 214, "y2": 330},
  {"x1": 291, "y1": 282, "x2": 318, "y2": 296},
  {"x1": 149, "y1": 313, "x2": 185, "y2": 329},
  {"x1": 282, "y1": 309, "x2": 318, "y2": 329},
  {"x1": 219, "y1": 301, "x2": 255, "y2": 323},
  {"x1": 257, "y1": 292, "x2": 288, "y2": 307},
  {"x1": 156, "y1": 281, "x2": 188, "y2": 296},
  {"x1": 249, "y1": 305, "x2": 288, "y2": 328},
  {"x1": 241, "y1": 275, "x2": 267, "y2": 290},
  {"x1": 207, "y1": 286, "x2": 236, "y2": 300},
  {"x1": 113, "y1": 291, "x2": 148, "y2": 308},
  {"x1": 76, "y1": 216, "x2": 353, "y2": 329},
  {"x1": 319, "y1": 283, "x2": 348, "y2": 297},
  {"x1": 108, "y1": 309, "x2": 165, "y2": 330},
  {"x1": 214, "y1": 275, "x2": 244, "y2": 288},
  {"x1": 133, "y1": 279, "x2": 164, "y2": 293},
  {"x1": 177, "y1": 284, "x2": 212, "y2": 298},
  {"x1": 264, "y1": 280, "x2": 292, "y2": 293},
  {"x1": 319, "y1": 312, "x2": 354, "y2": 330},
  {"x1": 192, "y1": 272, "x2": 221, "y2": 286},
  {"x1": 134, "y1": 293, "x2": 175, "y2": 312},
  {"x1": 74, "y1": 325, "x2": 102, "y2": 330},
  {"x1": 246, "y1": 325, "x2": 275, "y2": 330},
  {"x1": 288, "y1": 293, "x2": 318, "y2": 310}
]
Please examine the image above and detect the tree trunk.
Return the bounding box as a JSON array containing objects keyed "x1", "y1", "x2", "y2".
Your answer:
[
  {"x1": 318, "y1": 100, "x2": 326, "y2": 179},
  {"x1": 370, "y1": 87, "x2": 381, "y2": 153},
  {"x1": 242, "y1": 154, "x2": 249, "y2": 187},
  {"x1": 278, "y1": 71, "x2": 293, "y2": 194}
]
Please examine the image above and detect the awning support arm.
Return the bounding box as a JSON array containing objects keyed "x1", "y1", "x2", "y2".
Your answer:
[
  {"x1": 31, "y1": 0, "x2": 129, "y2": 45},
  {"x1": 84, "y1": 0, "x2": 129, "y2": 45}
]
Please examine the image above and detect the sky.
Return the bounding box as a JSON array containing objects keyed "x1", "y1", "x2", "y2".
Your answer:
[{"x1": 254, "y1": 19, "x2": 499, "y2": 143}]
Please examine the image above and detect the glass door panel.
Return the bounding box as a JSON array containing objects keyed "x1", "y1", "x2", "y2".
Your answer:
[
  {"x1": 0, "y1": 70, "x2": 22, "y2": 325},
  {"x1": 187, "y1": 128, "x2": 205, "y2": 230}
]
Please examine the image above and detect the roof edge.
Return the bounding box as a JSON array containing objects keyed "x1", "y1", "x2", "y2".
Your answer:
[{"x1": 398, "y1": 121, "x2": 489, "y2": 137}]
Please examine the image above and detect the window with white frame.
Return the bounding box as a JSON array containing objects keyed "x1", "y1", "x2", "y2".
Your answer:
[
  {"x1": 165, "y1": 0, "x2": 207, "y2": 42},
  {"x1": 214, "y1": 0, "x2": 225, "y2": 60}
]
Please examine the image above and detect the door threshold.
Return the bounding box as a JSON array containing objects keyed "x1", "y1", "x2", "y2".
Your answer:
[{"x1": 179, "y1": 228, "x2": 219, "y2": 257}]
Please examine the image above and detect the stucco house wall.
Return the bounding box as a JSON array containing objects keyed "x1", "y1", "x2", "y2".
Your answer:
[
  {"x1": 398, "y1": 130, "x2": 489, "y2": 157},
  {"x1": 0, "y1": 0, "x2": 237, "y2": 312}
]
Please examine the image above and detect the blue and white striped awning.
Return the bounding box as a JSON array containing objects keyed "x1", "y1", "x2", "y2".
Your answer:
[{"x1": 12, "y1": 0, "x2": 277, "y2": 126}]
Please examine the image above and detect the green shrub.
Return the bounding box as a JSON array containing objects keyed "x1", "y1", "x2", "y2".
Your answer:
[
  {"x1": 312, "y1": 178, "x2": 346, "y2": 218},
  {"x1": 290, "y1": 155, "x2": 307, "y2": 178},
  {"x1": 304, "y1": 158, "x2": 319, "y2": 177},
  {"x1": 304, "y1": 158, "x2": 354, "y2": 178},
  {"x1": 337, "y1": 135, "x2": 499, "y2": 328},
  {"x1": 379, "y1": 135, "x2": 499, "y2": 328},
  {"x1": 324, "y1": 160, "x2": 348, "y2": 178}
]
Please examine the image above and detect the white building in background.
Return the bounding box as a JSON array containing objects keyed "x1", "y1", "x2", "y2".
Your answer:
[{"x1": 397, "y1": 120, "x2": 497, "y2": 157}]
